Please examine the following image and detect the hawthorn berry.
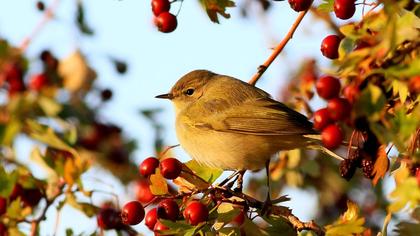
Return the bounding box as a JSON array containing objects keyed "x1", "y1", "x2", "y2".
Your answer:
[
  {"x1": 121, "y1": 201, "x2": 145, "y2": 225},
  {"x1": 321, "y1": 35, "x2": 341, "y2": 59},
  {"x1": 29, "y1": 73, "x2": 48, "y2": 91},
  {"x1": 183, "y1": 201, "x2": 209, "y2": 225},
  {"x1": 160, "y1": 158, "x2": 182, "y2": 179},
  {"x1": 140, "y1": 157, "x2": 160, "y2": 177},
  {"x1": 232, "y1": 210, "x2": 246, "y2": 226},
  {"x1": 321, "y1": 124, "x2": 343, "y2": 149},
  {"x1": 408, "y1": 75, "x2": 420, "y2": 95},
  {"x1": 155, "y1": 12, "x2": 177, "y2": 33},
  {"x1": 0, "y1": 197, "x2": 6, "y2": 215},
  {"x1": 152, "y1": 0, "x2": 171, "y2": 16},
  {"x1": 135, "y1": 179, "x2": 155, "y2": 203},
  {"x1": 313, "y1": 108, "x2": 332, "y2": 131},
  {"x1": 327, "y1": 97, "x2": 351, "y2": 121},
  {"x1": 334, "y1": 0, "x2": 356, "y2": 20},
  {"x1": 339, "y1": 159, "x2": 357, "y2": 181},
  {"x1": 0, "y1": 223, "x2": 6, "y2": 236},
  {"x1": 316, "y1": 75, "x2": 341, "y2": 100},
  {"x1": 145, "y1": 208, "x2": 158, "y2": 230},
  {"x1": 288, "y1": 0, "x2": 312, "y2": 12},
  {"x1": 154, "y1": 220, "x2": 170, "y2": 236},
  {"x1": 343, "y1": 84, "x2": 359, "y2": 104},
  {"x1": 97, "y1": 207, "x2": 123, "y2": 229},
  {"x1": 416, "y1": 168, "x2": 420, "y2": 186},
  {"x1": 157, "y1": 198, "x2": 179, "y2": 221}
]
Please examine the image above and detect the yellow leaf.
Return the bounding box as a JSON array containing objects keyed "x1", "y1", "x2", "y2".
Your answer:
[
  {"x1": 64, "y1": 158, "x2": 77, "y2": 187},
  {"x1": 342, "y1": 201, "x2": 360, "y2": 222},
  {"x1": 393, "y1": 162, "x2": 410, "y2": 186},
  {"x1": 388, "y1": 177, "x2": 420, "y2": 213},
  {"x1": 149, "y1": 169, "x2": 169, "y2": 195},
  {"x1": 58, "y1": 50, "x2": 96, "y2": 93},
  {"x1": 174, "y1": 164, "x2": 210, "y2": 192},
  {"x1": 372, "y1": 145, "x2": 389, "y2": 186},
  {"x1": 325, "y1": 201, "x2": 366, "y2": 236}
]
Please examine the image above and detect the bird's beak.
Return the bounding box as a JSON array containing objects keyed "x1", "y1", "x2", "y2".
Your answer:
[{"x1": 155, "y1": 93, "x2": 173, "y2": 100}]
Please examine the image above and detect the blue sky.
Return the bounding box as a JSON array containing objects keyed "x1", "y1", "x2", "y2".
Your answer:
[{"x1": 0, "y1": 0, "x2": 366, "y2": 234}]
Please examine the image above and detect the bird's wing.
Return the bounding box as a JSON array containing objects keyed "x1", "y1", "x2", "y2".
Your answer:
[{"x1": 192, "y1": 97, "x2": 317, "y2": 136}]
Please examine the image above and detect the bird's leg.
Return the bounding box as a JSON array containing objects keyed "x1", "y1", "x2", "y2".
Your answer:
[
  {"x1": 261, "y1": 160, "x2": 272, "y2": 215},
  {"x1": 233, "y1": 170, "x2": 246, "y2": 192},
  {"x1": 218, "y1": 170, "x2": 240, "y2": 187}
]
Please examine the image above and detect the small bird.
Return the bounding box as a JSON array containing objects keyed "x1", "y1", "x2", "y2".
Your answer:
[{"x1": 156, "y1": 70, "x2": 342, "y2": 207}]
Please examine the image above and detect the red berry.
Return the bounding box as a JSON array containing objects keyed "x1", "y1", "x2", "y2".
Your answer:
[
  {"x1": 160, "y1": 158, "x2": 182, "y2": 179},
  {"x1": 155, "y1": 12, "x2": 177, "y2": 33},
  {"x1": 313, "y1": 108, "x2": 332, "y2": 131},
  {"x1": 288, "y1": 0, "x2": 312, "y2": 12},
  {"x1": 408, "y1": 75, "x2": 420, "y2": 95},
  {"x1": 321, "y1": 35, "x2": 341, "y2": 59},
  {"x1": 316, "y1": 75, "x2": 341, "y2": 100},
  {"x1": 121, "y1": 201, "x2": 145, "y2": 225},
  {"x1": 135, "y1": 179, "x2": 155, "y2": 204},
  {"x1": 232, "y1": 210, "x2": 245, "y2": 226},
  {"x1": 0, "y1": 197, "x2": 6, "y2": 215},
  {"x1": 145, "y1": 208, "x2": 158, "y2": 230},
  {"x1": 416, "y1": 168, "x2": 420, "y2": 186},
  {"x1": 151, "y1": 0, "x2": 170, "y2": 16},
  {"x1": 334, "y1": 0, "x2": 356, "y2": 20},
  {"x1": 0, "y1": 223, "x2": 6, "y2": 236},
  {"x1": 140, "y1": 157, "x2": 160, "y2": 177},
  {"x1": 183, "y1": 201, "x2": 209, "y2": 225},
  {"x1": 97, "y1": 207, "x2": 123, "y2": 229},
  {"x1": 154, "y1": 220, "x2": 170, "y2": 236},
  {"x1": 29, "y1": 73, "x2": 48, "y2": 91},
  {"x1": 343, "y1": 84, "x2": 359, "y2": 104},
  {"x1": 157, "y1": 199, "x2": 179, "y2": 221},
  {"x1": 327, "y1": 97, "x2": 351, "y2": 121},
  {"x1": 321, "y1": 124, "x2": 344, "y2": 149}
]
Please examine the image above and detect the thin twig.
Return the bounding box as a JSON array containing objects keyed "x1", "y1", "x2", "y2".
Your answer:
[
  {"x1": 248, "y1": 8, "x2": 310, "y2": 86},
  {"x1": 19, "y1": 0, "x2": 61, "y2": 52}
]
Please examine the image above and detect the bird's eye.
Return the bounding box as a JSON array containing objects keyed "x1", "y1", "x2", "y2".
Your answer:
[{"x1": 185, "y1": 89, "x2": 195, "y2": 96}]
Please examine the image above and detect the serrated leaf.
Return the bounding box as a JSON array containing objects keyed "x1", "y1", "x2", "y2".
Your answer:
[
  {"x1": 392, "y1": 80, "x2": 409, "y2": 104},
  {"x1": 242, "y1": 217, "x2": 269, "y2": 236},
  {"x1": 216, "y1": 203, "x2": 240, "y2": 224},
  {"x1": 185, "y1": 160, "x2": 222, "y2": 184},
  {"x1": 218, "y1": 227, "x2": 241, "y2": 236},
  {"x1": 388, "y1": 177, "x2": 420, "y2": 213},
  {"x1": 325, "y1": 201, "x2": 365, "y2": 236},
  {"x1": 200, "y1": 0, "x2": 235, "y2": 23},
  {"x1": 0, "y1": 167, "x2": 17, "y2": 197},
  {"x1": 372, "y1": 145, "x2": 389, "y2": 186},
  {"x1": 150, "y1": 169, "x2": 169, "y2": 195},
  {"x1": 317, "y1": 0, "x2": 334, "y2": 12}
]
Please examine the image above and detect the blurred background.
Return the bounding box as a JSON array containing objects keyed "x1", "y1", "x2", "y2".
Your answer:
[{"x1": 0, "y1": 0, "x2": 399, "y2": 235}]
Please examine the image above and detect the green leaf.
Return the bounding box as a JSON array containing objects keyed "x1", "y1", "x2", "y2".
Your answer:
[
  {"x1": 218, "y1": 227, "x2": 241, "y2": 236},
  {"x1": 65, "y1": 193, "x2": 99, "y2": 217},
  {"x1": 185, "y1": 160, "x2": 222, "y2": 184},
  {"x1": 317, "y1": 0, "x2": 334, "y2": 12},
  {"x1": 199, "y1": 0, "x2": 235, "y2": 23},
  {"x1": 38, "y1": 96, "x2": 62, "y2": 116},
  {"x1": 216, "y1": 203, "x2": 240, "y2": 224},
  {"x1": 242, "y1": 217, "x2": 269, "y2": 236},
  {"x1": 264, "y1": 215, "x2": 296, "y2": 236},
  {"x1": 388, "y1": 177, "x2": 420, "y2": 213},
  {"x1": 0, "y1": 168, "x2": 18, "y2": 197},
  {"x1": 26, "y1": 119, "x2": 77, "y2": 156},
  {"x1": 158, "y1": 219, "x2": 195, "y2": 234},
  {"x1": 354, "y1": 84, "x2": 386, "y2": 121},
  {"x1": 0, "y1": 120, "x2": 21, "y2": 146}
]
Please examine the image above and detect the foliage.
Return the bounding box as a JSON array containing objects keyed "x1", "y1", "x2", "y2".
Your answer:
[{"x1": 0, "y1": 0, "x2": 419, "y2": 235}]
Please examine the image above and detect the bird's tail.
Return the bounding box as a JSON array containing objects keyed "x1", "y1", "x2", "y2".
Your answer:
[{"x1": 304, "y1": 134, "x2": 345, "y2": 161}]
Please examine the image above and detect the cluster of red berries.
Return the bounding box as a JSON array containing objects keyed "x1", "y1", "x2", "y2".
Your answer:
[
  {"x1": 288, "y1": 0, "x2": 356, "y2": 20},
  {"x1": 313, "y1": 75, "x2": 351, "y2": 150},
  {"x1": 119, "y1": 156, "x2": 211, "y2": 235},
  {"x1": 0, "y1": 50, "x2": 59, "y2": 97},
  {"x1": 151, "y1": 0, "x2": 178, "y2": 33}
]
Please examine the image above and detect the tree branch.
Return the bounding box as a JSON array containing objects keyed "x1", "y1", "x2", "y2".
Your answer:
[{"x1": 248, "y1": 8, "x2": 310, "y2": 86}]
